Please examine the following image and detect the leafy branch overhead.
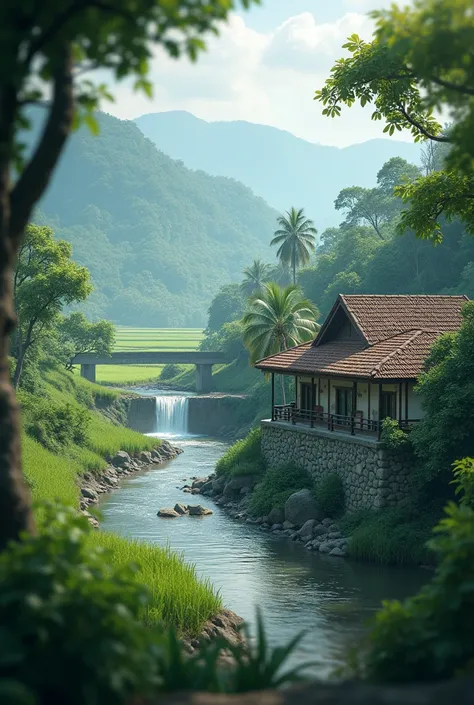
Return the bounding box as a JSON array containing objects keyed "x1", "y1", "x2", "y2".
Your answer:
[{"x1": 314, "y1": 0, "x2": 474, "y2": 242}]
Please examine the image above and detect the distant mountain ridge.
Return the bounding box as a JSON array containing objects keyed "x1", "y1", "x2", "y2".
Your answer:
[
  {"x1": 36, "y1": 112, "x2": 279, "y2": 327},
  {"x1": 135, "y1": 111, "x2": 421, "y2": 231}
]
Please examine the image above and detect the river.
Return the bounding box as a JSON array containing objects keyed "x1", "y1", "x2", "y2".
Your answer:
[{"x1": 100, "y1": 389, "x2": 428, "y2": 678}]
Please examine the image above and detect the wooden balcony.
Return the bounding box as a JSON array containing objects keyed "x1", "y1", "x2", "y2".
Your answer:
[{"x1": 271, "y1": 404, "x2": 418, "y2": 438}]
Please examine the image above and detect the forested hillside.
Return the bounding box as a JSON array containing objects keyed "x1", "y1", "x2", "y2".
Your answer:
[
  {"x1": 135, "y1": 110, "x2": 421, "y2": 231},
  {"x1": 35, "y1": 112, "x2": 278, "y2": 326}
]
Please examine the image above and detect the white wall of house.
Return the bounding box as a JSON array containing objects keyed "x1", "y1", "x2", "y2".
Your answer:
[{"x1": 295, "y1": 375, "x2": 424, "y2": 421}]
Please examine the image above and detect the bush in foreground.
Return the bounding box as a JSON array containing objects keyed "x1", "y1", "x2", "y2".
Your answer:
[
  {"x1": 248, "y1": 464, "x2": 312, "y2": 518},
  {"x1": 350, "y1": 458, "x2": 474, "y2": 682},
  {"x1": 0, "y1": 504, "x2": 308, "y2": 704}
]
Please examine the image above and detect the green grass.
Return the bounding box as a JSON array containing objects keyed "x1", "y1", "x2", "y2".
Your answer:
[
  {"x1": 94, "y1": 327, "x2": 204, "y2": 385},
  {"x1": 22, "y1": 365, "x2": 222, "y2": 634},
  {"x1": 91, "y1": 533, "x2": 222, "y2": 634}
]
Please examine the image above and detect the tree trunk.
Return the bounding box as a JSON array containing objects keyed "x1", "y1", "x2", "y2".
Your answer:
[
  {"x1": 292, "y1": 250, "x2": 296, "y2": 285},
  {"x1": 12, "y1": 345, "x2": 26, "y2": 389},
  {"x1": 0, "y1": 232, "x2": 36, "y2": 550}
]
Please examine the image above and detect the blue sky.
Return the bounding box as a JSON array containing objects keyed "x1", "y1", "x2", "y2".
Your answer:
[{"x1": 109, "y1": 0, "x2": 412, "y2": 147}]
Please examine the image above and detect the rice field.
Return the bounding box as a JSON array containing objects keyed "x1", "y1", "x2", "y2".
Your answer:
[{"x1": 96, "y1": 327, "x2": 204, "y2": 384}]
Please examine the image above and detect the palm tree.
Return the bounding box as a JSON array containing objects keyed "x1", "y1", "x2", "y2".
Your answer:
[
  {"x1": 240, "y1": 259, "x2": 271, "y2": 297},
  {"x1": 242, "y1": 282, "x2": 319, "y2": 403},
  {"x1": 271, "y1": 207, "x2": 318, "y2": 285}
]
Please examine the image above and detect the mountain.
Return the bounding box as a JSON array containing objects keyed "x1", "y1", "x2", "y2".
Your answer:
[
  {"x1": 135, "y1": 111, "x2": 421, "y2": 232},
  {"x1": 36, "y1": 112, "x2": 279, "y2": 327}
]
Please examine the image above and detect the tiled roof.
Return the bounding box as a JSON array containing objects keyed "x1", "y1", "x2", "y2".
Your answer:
[
  {"x1": 255, "y1": 330, "x2": 442, "y2": 380},
  {"x1": 335, "y1": 294, "x2": 467, "y2": 345}
]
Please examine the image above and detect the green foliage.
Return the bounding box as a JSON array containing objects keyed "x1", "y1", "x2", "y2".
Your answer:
[
  {"x1": 242, "y1": 283, "x2": 319, "y2": 364},
  {"x1": 12, "y1": 224, "x2": 92, "y2": 386},
  {"x1": 216, "y1": 427, "x2": 263, "y2": 477},
  {"x1": 59, "y1": 312, "x2": 115, "y2": 369},
  {"x1": 21, "y1": 394, "x2": 90, "y2": 454},
  {"x1": 0, "y1": 504, "x2": 160, "y2": 705},
  {"x1": 411, "y1": 301, "x2": 474, "y2": 484},
  {"x1": 271, "y1": 207, "x2": 317, "y2": 284},
  {"x1": 314, "y1": 473, "x2": 345, "y2": 518},
  {"x1": 352, "y1": 461, "x2": 474, "y2": 681},
  {"x1": 160, "y1": 363, "x2": 184, "y2": 381},
  {"x1": 380, "y1": 418, "x2": 411, "y2": 451},
  {"x1": 248, "y1": 464, "x2": 312, "y2": 518},
  {"x1": 335, "y1": 186, "x2": 395, "y2": 240},
  {"x1": 342, "y1": 507, "x2": 434, "y2": 566},
  {"x1": 240, "y1": 259, "x2": 272, "y2": 298},
  {"x1": 206, "y1": 284, "x2": 245, "y2": 333}
]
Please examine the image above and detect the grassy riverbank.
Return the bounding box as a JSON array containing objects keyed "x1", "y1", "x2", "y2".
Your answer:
[{"x1": 21, "y1": 366, "x2": 222, "y2": 634}]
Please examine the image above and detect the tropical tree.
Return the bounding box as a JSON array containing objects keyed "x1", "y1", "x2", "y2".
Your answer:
[
  {"x1": 271, "y1": 208, "x2": 317, "y2": 285},
  {"x1": 12, "y1": 225, "x2": 92, "y2": 388},
  {"x1": 240, "y1": 259, "x2": 271, "y2": 297},
  {"x1": 0, "y1": 0, "x2": 258, "y2": 549},
  {"x1": 242, "y1": 283, "x2": 319, "y2": 402}
]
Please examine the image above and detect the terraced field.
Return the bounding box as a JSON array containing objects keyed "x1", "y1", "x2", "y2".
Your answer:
[{"x1": 96, "y1": 327, "x2": 204, "y2": 384}]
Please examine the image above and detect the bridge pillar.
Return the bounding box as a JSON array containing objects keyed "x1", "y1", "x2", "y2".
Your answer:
[
  {"x1": 195, "y1": 364, "x2": 213, "y2": 394},
  {"x1": 80, "y1": 363, "x2": 96, "y2": 383}
]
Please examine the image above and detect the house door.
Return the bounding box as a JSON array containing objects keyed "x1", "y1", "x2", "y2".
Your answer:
[
  {"x1": 380, "y1": 391, "x2": 397, "y2": 420},
  {"x1": 300, "y1": 383, "x2": 314, "y2": 411},
  {"x1": 335, "y1": 387, "x2": 353, "y2": 418}
]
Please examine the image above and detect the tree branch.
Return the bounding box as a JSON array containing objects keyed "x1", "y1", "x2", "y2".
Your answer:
[
  {"x1": 398, "y1": 104, "x2": 451, "y2": 144},
  {"x1": 429, "y1": 76, "x2": 474, "y2": 97},
  {"x1": 9, "y1": 45, "x2": 74, "y2": 244}
]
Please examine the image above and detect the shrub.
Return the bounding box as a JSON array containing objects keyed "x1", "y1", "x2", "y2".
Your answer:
[
  {"x1": 0, "y1": 504, "x2": 161, "y2": 705},
  {"x1": 160, "y1": 363, "x2": 183, "y2": 381},
  {"x1": 380, "y1": 417, "x2": 411, "y2": 452},
  {"x1": 350, "y1": 458, "x2": 474, "y2": 682},
  {"x1": 314, "y1": 473, "x2": 345, "y2": 518},
  {"x1": 21, "y1": 395, "x2": 90, "y2": 453},
  {"x1": 216, "y1": 427, "x2": 263, "y2": 477},
  {"x1": 248, "y1": 464, "x2": 312, "y2": 518}
]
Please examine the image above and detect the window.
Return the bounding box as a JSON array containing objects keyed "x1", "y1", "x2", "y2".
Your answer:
[{"x1": 300, "y1": 382, "x2": 315, "y2": 411}]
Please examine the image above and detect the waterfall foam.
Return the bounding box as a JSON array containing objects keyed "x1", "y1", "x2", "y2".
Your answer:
[{"x1": 154, "y1": 395, "x2": 189, "y2": 436}]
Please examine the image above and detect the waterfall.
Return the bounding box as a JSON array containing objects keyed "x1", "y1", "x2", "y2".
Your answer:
[{"x1": 154, "y1": 395, "x2": 189, "y2": 436}]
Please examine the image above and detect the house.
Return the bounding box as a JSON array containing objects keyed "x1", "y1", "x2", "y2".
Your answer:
[
  {"x1": 256, "y1": 294, "x2": 467, "y2": 439},
  {"x1": 255, "y1": 294, "x2": 468, "y2": 511}
]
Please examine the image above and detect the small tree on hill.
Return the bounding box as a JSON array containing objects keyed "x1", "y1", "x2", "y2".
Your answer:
[
  {"x1": 12, "y1": 225, "x2": 91, "y2": 388},
  {"x1": 59, "y1": 312, "x2": 115, "y2": 371}
]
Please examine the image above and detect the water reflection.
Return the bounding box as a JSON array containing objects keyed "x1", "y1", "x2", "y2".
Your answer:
[{"x1": 101, "y1": 434, "x2": 428, "y2": 678}]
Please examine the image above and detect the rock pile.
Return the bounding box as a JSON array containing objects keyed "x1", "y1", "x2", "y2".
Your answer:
[
  {"x1": 185, "y1": 472, "x2": 350, "y2": 558},
  {"x1": 157, "y1": 503, "x2": 213, "y2": 518},
  {"x1": 80, "y1": 440, "x2": 183, "y2": 527}
]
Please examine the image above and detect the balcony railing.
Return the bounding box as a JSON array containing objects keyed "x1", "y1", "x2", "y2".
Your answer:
[{"x1": 272, "y1": 404, "x2": 418, "y2": 438}]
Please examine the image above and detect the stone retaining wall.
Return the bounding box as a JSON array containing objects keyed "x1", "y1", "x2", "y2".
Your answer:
[{"x1": 260, "y1": 421, "x2": 413, "y2": 511}]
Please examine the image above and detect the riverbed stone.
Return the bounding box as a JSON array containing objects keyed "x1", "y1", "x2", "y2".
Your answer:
[
  {"x1": 298, "y1": 519, "x2": 318, "y2": 540},
  {"x1": 192, "y1": 478, "x2": 207, "y2": 489},
  {"x1": 319, "y1": 542, "x2": 332, "y2": 554},
  {"x1": 270, "y1": 523, "x2": 282, "y2": 531},
  {"x1": 313, "y1": 524, "x2": 329, "y2": 537},
  {"x1": 188, "y1": 504, "x2": 213, "y2": 516},
  {"x1": 282, "y1": 520, "x2": 295, "y2": 530},
  {"x1": 111, "y1": 450, "x2": 131, "y2": 468},
  {"x1": 285, "y1": 489, "x2": 321, "y2": 527},
  {"x1": 158, "y1": 508, "x2": 180, "y2": 518},
  {"x1": 329, "y1": 547, "x2": 347, "y2": 557},
  {"x1": 139, "y1": 450, "x2": 153, "y2": 464},
  {"x1": 268, "y1": 507, "x2": 285, "y2": 525},
  {"x1": 174, "y1": 503, "x2": 188, "y2": 515},
  {"x1": 81, "y1": 487, "x2": 99, "y2": 502}
]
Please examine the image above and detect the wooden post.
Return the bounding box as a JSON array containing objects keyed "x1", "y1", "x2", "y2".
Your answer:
[
  {"x1": 368, "y1": 382, "x2": 371, "y2": 430},
  {"x1": 405, "y1": 381, "x2": 409, "y2": 422},
  {"x1": 378, "y1": 382, "x2": 382, "y2": 440},
  {"x1": 271, "y1": 373, "x2": 275, "y2": 421},
  {"x1": 351, "y1": 380, "x2": 357, "y2": 435},
  {"x1": 311, "y1": 377, "x2": 315, "y2": 427},
  {"x1": 295, "y1": 375, "x2": 298, "y2": 411},
  {"x1": 318, "y1": 377, "x2": 321, "y2": 407},
  {"x1": 399, "y1": 381, "x2": 402, "y2": 425}
]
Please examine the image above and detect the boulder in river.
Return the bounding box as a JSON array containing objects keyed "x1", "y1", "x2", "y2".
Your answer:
[
  {"x1": 188, "y1": 505, "x2": 213, "y2": 516},
  {"x1": 174, "y1": 503, "x2": 188, "y2": 515},
  {"x1": 139, "y1": 450, "x2": 153, "y2": 464},
  {"x1": 157, "y1": 508, "x2": 181, "y2": 518},
  {"x1": 285, "y1": 489, "x2": 321, "y2": 527},
  {"x1": 267, "y1": 507, "x2": 285, "y2": 525},
  {"x1": 192, "y1": 478, "x2": 207, "y2": 489}
]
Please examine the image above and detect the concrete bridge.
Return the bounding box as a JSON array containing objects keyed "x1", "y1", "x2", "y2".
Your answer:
[{"x1": 74, "y1": 351, "x2": 231, "y2": 393}]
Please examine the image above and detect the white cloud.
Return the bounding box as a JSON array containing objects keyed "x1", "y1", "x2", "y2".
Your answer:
[{"x1": 108, "y1": 11, "x2": 414, "y2": 148}]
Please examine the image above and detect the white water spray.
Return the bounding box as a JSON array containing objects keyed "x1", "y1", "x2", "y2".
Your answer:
[{"x1": 154, "y1": 396, "x2": 189, "y2": 436}]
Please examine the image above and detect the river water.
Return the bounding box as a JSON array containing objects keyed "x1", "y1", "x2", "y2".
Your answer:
[{"x1": 100, "y1": 390, "x2": 428, "y2": 678}]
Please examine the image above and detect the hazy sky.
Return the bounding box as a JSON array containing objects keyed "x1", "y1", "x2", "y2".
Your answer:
[{"x1": 109, "y1": 0, "x2": 413, "y2": 147}]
